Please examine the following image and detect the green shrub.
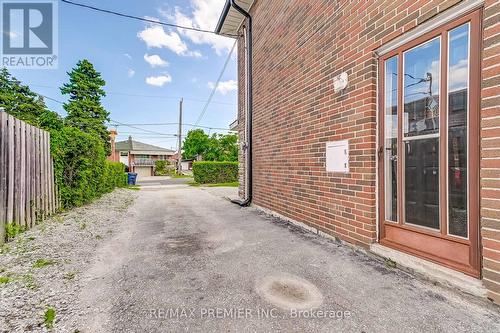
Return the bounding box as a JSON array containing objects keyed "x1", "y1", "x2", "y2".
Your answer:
[
  {"x1": 50, "y1": 127, "x2": 126, "y2": 208},
  {"x1": 100, "y1": 161, "x2": 127, "y2": 193},
  {"x1": 154, "y1": 160, "x2": 168, "y2": 176},
  {"x1": 192, "y1": 161, "x2": 238, "y2": 184}
]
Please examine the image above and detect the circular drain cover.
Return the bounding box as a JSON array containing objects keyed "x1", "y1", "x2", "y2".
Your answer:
[{"x1": 256, "y1": 274, "x2": 323, "y2": 310}]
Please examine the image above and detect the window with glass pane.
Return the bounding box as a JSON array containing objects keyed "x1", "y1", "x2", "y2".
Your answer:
[
  {"x1": 403, "y1": 38, "x2": 441, "y2": 137},
  {"x1": 403, "y1": 38, "x2": 441, "y2": 230},
  {"x1": 448, "y1": 23, "x2": 469, "y2": 238},
  {"x1": 384, "y1": 56, "x2": 398, "y2": 222}
]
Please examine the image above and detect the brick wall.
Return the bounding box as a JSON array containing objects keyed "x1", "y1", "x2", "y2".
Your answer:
[
  {"x1": 480, "y1": 0, "x2": 500, "y2": 304},
  {"x1": 236, "y1": 0, "x2": 500, "y2": 302}
]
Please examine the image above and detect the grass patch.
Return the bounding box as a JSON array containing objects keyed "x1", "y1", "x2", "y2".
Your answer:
[
  {"x1": 189, "y1": 181, "x2": 239, "y2": 188},
  {"x1": 0, "y1": 276, "x2": 11, "y2": 284},
  {"x1": 384, "y1": 258, "x2": 397, "y2": 269},
  {"x1": 5, "y1": 223, "x2": 25, "y2": 240},
  {"x1": 23, "y1": 274, "x2": 38, "y2": 290},
  {"x1": 205, "y1": 182, "x2": 239, "y2": 187},
  {"x1": 44, "y1": 307, "x2": 56, "y2": 329},
  {"x1": 125, "y1": 185, "x2": 141, "y2": 190},
  {"x1": 63, "y1": 271, "x2": 76, "y2": 281},
  {"x1": 170, "y1": 173, "x2": 192, "y2": 179},
  {"x1": 33, "y1": 259, "x2": 56, "y2": 269},
  {"x1": 0, "y1": 244, "x2": 10, "y2": 254}
]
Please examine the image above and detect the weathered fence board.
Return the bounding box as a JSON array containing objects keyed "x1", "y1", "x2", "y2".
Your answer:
[
  {"x1": 0, "y1": 113, "x2": 6, "y2": 243},
  {"x1": 0, "y1": 111, "x2": 58, "y2": 243}
]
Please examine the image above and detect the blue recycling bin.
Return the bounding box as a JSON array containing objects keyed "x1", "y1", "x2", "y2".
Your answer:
[{"x1": 127, "y1": 172, "x2": 138, "y2": 185}]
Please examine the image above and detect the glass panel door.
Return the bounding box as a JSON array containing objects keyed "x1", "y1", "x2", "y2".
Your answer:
[
  {"x1": 448, "y1": 23, "x2": 470, "y2": 238},
  {"x1": 378, "y1": 9, "x2": 480, "y2": 277},
  {"x1": 384, "y1": 56, "x2": 398, "y2": 222},
  {"x1": 403, "y1": 37, "x2": 441, "y2": 230}
]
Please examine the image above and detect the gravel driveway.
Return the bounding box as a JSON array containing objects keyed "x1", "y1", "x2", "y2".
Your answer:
[
  {"x1": 0, "y1": 189, "x2": 137, "y2": 332},
  {"x1": 1, "y1": 183, "x2": 499, "y2": 332}
]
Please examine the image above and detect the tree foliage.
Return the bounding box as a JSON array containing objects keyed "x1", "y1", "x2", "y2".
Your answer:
[
  {"x1": 1, "y1": 66, "x2": 125, "y2": 210},
  {"x1": 182, "y1": 129, "x2": 238, "y2": 162},
  {"x1": 0, "y1": 68, "x2": 63, "y2": 130},
  {"x1": 182, "y1": 129, "x2": 210, "y2": 160},
  {"x1": 61, "y1": 59, "x2": 111, "y2": 155}
]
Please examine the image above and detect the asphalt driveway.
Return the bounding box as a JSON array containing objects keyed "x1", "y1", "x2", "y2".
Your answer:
[{"x1": 78, "y1": 182, "x2": 500, "y2": 332}]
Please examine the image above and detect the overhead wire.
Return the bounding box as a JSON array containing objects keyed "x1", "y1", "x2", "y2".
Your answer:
[
  {"x1": 194, "y1": 39, "x2": 237, "y2": 126},
  {"x1": 59, "y1": 0, "x2": 232, "y2": 35},
  {"x1": 28, "y1": 84, "x2": 236, "y2": 106},
  {"x1": 9, "y1": 0, "x2": 242, "y2": 136}
]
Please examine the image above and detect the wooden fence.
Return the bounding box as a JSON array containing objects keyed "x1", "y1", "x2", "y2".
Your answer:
[{"x1": 0, "y1": 111, "x2": 58, "y2": 244}]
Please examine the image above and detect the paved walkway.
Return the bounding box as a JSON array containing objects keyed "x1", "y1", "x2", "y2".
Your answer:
[{"x1": 79, "y1": 182, "x2": 500, "y2": 332}]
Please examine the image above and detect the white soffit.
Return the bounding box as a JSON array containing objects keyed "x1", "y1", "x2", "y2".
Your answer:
[{"x1": 218, "y1": 0, "x2": 255, "y2": 36}]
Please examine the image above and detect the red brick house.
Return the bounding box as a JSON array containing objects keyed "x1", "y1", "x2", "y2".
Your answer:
[
  {"x1": 108, "y1": 133, "x2": 175, "y2": 177},
  {"x1": 216, "y1": 0, "x2": 500, "y2": 303}
]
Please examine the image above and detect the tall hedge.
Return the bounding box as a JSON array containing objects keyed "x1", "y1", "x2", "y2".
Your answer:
[
  {"x1": 51, "y1": 126, "x2": 126, "y2": 208},
  {"x1": 192, "y1": 161, "x2": 238, "y2": 184}
]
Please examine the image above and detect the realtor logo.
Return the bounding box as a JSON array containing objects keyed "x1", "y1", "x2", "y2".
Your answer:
[{"x1": 1, "y1": 0, "x2": 58, "y2": 69}]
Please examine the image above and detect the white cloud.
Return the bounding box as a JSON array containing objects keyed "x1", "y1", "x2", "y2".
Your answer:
[
  {"x1": 160, "y1": 1, "x2": 235, "y2": 55},
  {"x1": 144, "y1": 53, "x2": 169, "y2": 67},
  {"x1": 146, "y1": 75, "x2": 172, "y2": 87},
  {"x1": 137, "y1": 24, "x2": 202, "y2": 57},
  {"x1": 187, "y1": 50, "x2": 203, "y2": 58},
  {"x1": 449, "y1": 59, "x2": 468, "y2": 92},
  {"x1": 127, "y1": 69, "x2": 136, "y2": 78},
  {"x1": 124, "y1": 53, "x2": 132, "y2": 60},
  {"x1": 208, "y1": 80, "x2": 237, "y2": 95}
]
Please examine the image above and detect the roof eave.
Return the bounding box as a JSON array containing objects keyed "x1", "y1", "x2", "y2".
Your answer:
[
  {"x1": 214, "y1": 0, "x2": 254, "y2": 37},
  {"x1": 215, "y1": 0, "x2": 231, "y2": 35}
]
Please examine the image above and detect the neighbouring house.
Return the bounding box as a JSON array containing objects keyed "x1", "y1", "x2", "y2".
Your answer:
[
  {"x1": 108, "y1": 133, "x2": 175, "y2": 177},
  {"x1": 181, "y1": 160, "x2": 194, "y2": 171},
  {"x1": 216, "y1": 0, "x2": 500, "y2": 303},
  {"x1": 170, "y1": 152, "x2": 194, "y2": 171}
]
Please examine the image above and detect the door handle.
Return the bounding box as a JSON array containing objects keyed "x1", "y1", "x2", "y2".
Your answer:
[{"x1": 378, "y1": 146, "x2": 384, "y2": 160}]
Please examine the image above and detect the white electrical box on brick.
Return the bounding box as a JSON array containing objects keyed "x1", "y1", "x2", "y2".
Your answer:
[{"x1": 326, "y1": 140, "x2": 349, "y2": 173}]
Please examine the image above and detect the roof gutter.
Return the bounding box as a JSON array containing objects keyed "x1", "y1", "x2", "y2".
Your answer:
[{"x1": 217, "y1": 1, "x2": 253, "y2": 207}]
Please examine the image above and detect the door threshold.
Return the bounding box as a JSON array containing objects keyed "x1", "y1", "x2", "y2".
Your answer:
[{"x1": 370, "y1": 243, "x2": 486, "y2": 298}]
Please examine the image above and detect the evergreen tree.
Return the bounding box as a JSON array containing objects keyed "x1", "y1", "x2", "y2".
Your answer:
[
  {"x1": 61, "y1": 59, "x2": 111, "y2": 155},
  {"x1": 0, "y1": 68, "x2": 63, "y2": 130}
]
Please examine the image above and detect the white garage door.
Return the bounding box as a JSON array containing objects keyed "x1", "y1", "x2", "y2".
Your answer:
[{"x1": 135, "y1": 166, "x2": 151, "y2": 178}]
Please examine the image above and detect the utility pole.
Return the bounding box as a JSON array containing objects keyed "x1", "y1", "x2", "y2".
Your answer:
[{"x1": 177, "y1": 98, "x2": 183, "y2": 174}]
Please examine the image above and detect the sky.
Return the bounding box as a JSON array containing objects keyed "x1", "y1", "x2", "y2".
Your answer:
[{"x1": 9, "y1": 0, "x2": 237, "y2": 150}]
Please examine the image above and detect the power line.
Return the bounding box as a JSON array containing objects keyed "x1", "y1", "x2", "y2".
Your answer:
[
  {"x1": 107, "y1": 122, "x2": 231, "y2": 131},
  {"x1": 116, "y1": 132, "x2": 180, "y2": 137},
  {"x1": 39, "y1": 94, "x2": 65, "y2": 105},
  {"x1": 195, "y1": 39, "x2": 237, "y2": 126},
  {"x1": 60, "y1": 0, "x2": 230, "y2": 36},
  {"x1": 109, "y1": 118, "x2": 169, "y2": 136},
  {"x1": 32, "y1": 93, "x2": 234, "y2": 134},
  {"x1": 29, "y1": 84, "x2": 236, "y2": 106}
]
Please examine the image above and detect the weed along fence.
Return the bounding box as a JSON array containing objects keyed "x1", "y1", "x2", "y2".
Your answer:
[{"x1": 0, "y1": 111, "x2": 58, "y2": 244}]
